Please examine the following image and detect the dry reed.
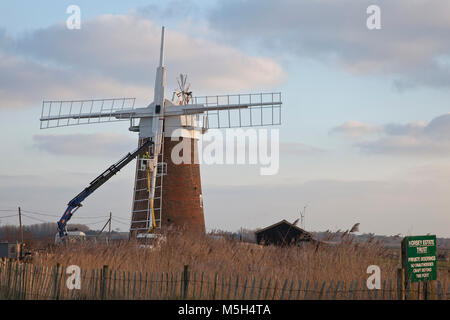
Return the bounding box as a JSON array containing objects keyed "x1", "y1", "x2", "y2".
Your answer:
[{"x1": 30, "y1": 231, "x2": 449, "y2": 288}]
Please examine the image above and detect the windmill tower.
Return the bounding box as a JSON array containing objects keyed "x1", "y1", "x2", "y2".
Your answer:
[{"x1": 40, "y1": 27, "x2": 282, "y2": 237}]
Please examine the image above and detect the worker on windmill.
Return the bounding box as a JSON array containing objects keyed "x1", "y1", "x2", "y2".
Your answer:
[{"x1": 140, "y1": 151, "x2": 151, "y2": 171}]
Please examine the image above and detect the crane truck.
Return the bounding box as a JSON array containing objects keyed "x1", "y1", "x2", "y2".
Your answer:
[{"x1": 55, "y1": 140, "x2": 153, "y2": 243}]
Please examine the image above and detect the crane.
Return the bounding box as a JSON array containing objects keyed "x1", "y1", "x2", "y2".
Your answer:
[{"x1": 56, "y1": 140, "x2": 153, "y2": 240}]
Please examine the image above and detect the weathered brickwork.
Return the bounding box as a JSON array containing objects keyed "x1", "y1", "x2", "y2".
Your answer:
[{"x1": 130, "y1": 137, "x2": 205, "y2": 237}]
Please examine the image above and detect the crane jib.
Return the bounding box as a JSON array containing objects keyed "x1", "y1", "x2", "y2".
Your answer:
[{"x1": 57, "y1": 140, "x2": 153, "y2": 237}]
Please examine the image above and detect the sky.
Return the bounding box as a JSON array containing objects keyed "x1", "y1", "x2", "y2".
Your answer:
[{"x1": 1, "y1": 0, "x2": 450, "y2": 237}]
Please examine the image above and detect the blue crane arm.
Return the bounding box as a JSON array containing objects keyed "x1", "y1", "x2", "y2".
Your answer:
[{"x1": 57, "y1": 140, "x2": 152, "y2": 237}]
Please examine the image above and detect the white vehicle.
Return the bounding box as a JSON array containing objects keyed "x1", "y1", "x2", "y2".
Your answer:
[
  {"x1": 136, "y1": 233, "x2": 166, "y2": 249},
  {"x1": 55, "y1": 230, "x2": 87, "y2": 244}
]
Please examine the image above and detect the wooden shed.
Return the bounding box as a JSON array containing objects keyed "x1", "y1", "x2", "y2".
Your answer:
[
  {"x1": 0, "y1": 242, "x2": 23, "y2": 259},
  {"x1": 255, "y1": 220, "x2": 315, "y2": 246}
]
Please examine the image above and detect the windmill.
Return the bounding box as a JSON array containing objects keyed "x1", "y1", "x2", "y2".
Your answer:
[{"x1": 39, "y1": 27, "x2": 282, "y2": 237}]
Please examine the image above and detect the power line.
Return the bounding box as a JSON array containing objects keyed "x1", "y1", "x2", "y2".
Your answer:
[
  {"x1": 0, "y1": 214, "x2": 18, "y2": 218},
  {"x1": 21, "y1": 208, "x2": 60, "y2": 215},
  {"x1": 70, "y1": 215, "x2": 110, "y2": 220},
  {"x1": 20, "y1": 208, "x2": 109, "y2": 219},
  {"x1": 22, "y1": 210, "x2": 59, "y2": 218},
  {"x1": 21, "y1": 214, "x2": 52, "y2": 224},
  {"x1": 2, "y1": 207, "x2": 130, "y2": 230},
  {"x1": 83, "y1": 219, "x2": 110, "y2": 226},
  {"x1": 111, "y1": 218, "x2": 130, "y2": 226},
  {"x1": 111, "y1": 216, "x2": 130, "y2": 222}
]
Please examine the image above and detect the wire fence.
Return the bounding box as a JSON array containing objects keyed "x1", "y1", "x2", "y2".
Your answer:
[{"x1": 0, "y1": 260, "x2": 449, "y2": 300}]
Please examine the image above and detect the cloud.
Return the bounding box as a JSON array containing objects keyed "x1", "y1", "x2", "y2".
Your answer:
[
  {"x1": 132, "y1": 0, "x2": 202, "y2": 22},
  {"x1": 280, "y1": 142, "x2": 325, "y2": 155},
  {"x1": 0, "y1": 52, "x2": 150, "y2": 109},
  {"x1": 332, "y1": 113, "x2": 450, "y2": 155},
  {"x1": 33, "y1": 133, "x2": 136, "y2": 157},
  {"x1": 330, "y1": 121, "x2": 381, "y2": 137},
  {"x1": 207, "y1": 0, "x2": 450, "y2": 90},
  {"x1": 1, "y1": 14, "x2": 284, "y2": 109}
]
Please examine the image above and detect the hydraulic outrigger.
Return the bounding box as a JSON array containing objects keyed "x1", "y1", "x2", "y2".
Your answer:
[{"x1": 56, "y1": 140, "x2": 153, "y2": 239}]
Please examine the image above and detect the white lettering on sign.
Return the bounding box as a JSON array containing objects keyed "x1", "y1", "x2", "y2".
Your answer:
[
  {"x1": 421, "y1": 256, "x2": 436, "y2": 262},
  {"x1": 417, "y1": 247, "x2": 428, "y2": 254},
  {"x1": 409, "y1": 240, "x2": 422, "y2": 247},
  {"x1": 411, "y1": 262, "x2": 434, "y2": 268},
  {"x1": 408, "y1": 257, "x2": 420, "y2": 262}
]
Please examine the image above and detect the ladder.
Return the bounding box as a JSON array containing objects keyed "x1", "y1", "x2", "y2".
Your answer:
[
  {"x1": 130, "y1": 135, "x2": 167, "y2": 233},
  {"x1": 148, "y1": 134, "x2": 166, "y2": 230}
]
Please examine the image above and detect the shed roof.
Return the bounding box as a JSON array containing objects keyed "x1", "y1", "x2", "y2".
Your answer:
[{"x1": 255, "y1": 219, "x2": 313, "y2": 238}]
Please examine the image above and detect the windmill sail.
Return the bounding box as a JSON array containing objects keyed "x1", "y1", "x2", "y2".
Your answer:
[
  {"x1": 40, "y1": 97, "x2": 136, "y2": 129},
  {"x1": 184, "y1": 92, "x2": 282, "y2": 129}
]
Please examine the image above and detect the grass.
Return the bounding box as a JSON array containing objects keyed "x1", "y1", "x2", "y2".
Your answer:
[
  {"x1": 31, "y1": 230, "x2": 448, "y2": 286},
  {"x1": 1, "y1": 231, "x2": 447, "y2": 300}
]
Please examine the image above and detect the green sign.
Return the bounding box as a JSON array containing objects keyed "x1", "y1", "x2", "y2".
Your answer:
[{"x1": 401, "y1": 235, "x2": 437, "y2": 282}]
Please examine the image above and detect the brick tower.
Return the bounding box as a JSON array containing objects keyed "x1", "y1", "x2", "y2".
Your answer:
[{"x1": 130, "y1": 134, "x2": 205, "y2": 236}]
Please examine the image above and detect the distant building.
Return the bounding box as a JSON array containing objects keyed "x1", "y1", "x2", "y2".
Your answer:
[
  {"x1": 255, "y1": 220, "x2": 316, "y2": 246},
  {"x1": 0, "y1": 242, "x2": 24, "y2": 259}
]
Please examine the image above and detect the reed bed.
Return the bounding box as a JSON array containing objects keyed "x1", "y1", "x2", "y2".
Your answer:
[
  {"x1": 31, "y1": 231, "x2": 440, "y2": 285},
  {"x1": 1, "y1": 231, "x2": 448, "y2": 300}
]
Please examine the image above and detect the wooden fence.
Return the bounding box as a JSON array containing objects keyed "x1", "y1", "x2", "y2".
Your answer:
[{"x1": 0, "y1": 260, "x2": 449, "y2": 300}]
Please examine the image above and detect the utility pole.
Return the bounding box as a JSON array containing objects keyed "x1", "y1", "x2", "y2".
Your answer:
[
  {"x1": 18, "y1": 206, "x2": 23, "y2": 243},
  {"x1": 108, "y1": 212, "x2": 112, "y2": 243}
]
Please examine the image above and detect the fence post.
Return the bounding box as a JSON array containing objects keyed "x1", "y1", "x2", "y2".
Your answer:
[
  {"x1": 417, "y1": 282, "x2": 420, "y2": 300},
  {"x1": 101, "y1": 265, "x2": 108, "y2": 300},
  {"x1": 52, "y1": 263, "x2": 61, "y2": 300},
  {"x1": 332, "y1": 281, "x2": 340, "y2": 300},
  {"x1": 397, "y1": 268, "x2": 405, "y2": 300},
  {"x1": 182, "y1": 265, "x2": 189, "y2": 299},
  {"x1": 6, "y1": 259, "x2": 12, "y2": 299},
  {"x1": 241, "y1": 276, "x2": 248, "y2": 300},
  {"x1": 296, "y1": 280, "x2": 302, "y2": 300},
  {"x1": 279, "y1": 279, "x2": 288, "y2": 300},
  {"x1": 406, "y1": 280, "x2": 411, "y2": 300},
  {"x1": 437, "y1": 281, "x2": 442, "y2": 300},
  {"x1": 423, "y1": 281, "x2": 429, "y2": 300},
  {"x1": 317, "y1": 281, "x2": 326, "y2": 300},
  {"x1": 213, "y1": 273, "x2": 218, "y2": 300},
  {"x1": 303, "y1": 280, "x2": 310, "y2": 300}
]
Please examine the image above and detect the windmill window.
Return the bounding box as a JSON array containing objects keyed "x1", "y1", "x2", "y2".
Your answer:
[{"x1": 157, "y1": 162, "x2": 167, "y2": 175}]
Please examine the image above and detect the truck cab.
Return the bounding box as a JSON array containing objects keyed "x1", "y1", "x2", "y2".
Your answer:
[
  {"x1": 55, "y1": 230, "x2": 87, "y2": 244},
  {"x1": 136, "y1": 233, "x2": 166, "y2": 249}
]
